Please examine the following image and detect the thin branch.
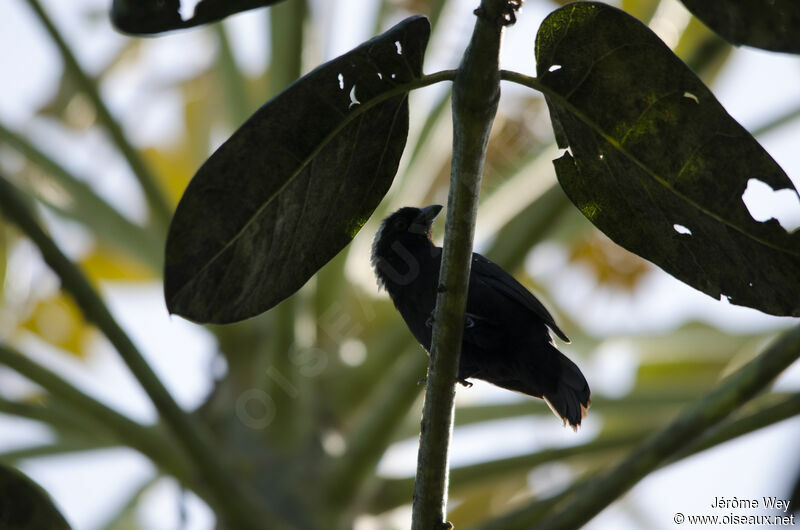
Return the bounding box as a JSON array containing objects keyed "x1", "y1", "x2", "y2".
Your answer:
[
  {"x1": 674, "y1": 391, "x2": 800, "y2": 461},
  {"x1": 99, "y1": 474, "x2": 161, "y2": 530},
  {"x1": 527, "y1": 324, "x2": 800, "y2": 530},
  {"x1": 213, "y1": 23, "x2": 254, "y2": 127},
  {"x1": 478, "y1": 391, "x2": 800, "y2": 529},
  {"x1": 373, "y1": 390, "x2": 798, "y2": 517},
  {"x1": 0, "y1": 121, "x2": 162, "y2": 269},
  {"x1": 24, "y1": 0, "x2": 173, "y2": 232},
  {"x1": 0, "y1": 175, "x2": 282, "y2": 529},
  {"x1": 372, "y1": 431, "x2": 644, "y2": 514},
  {"x1": 395, "y1": 388, "x2": 705, "y2": 441},
  {"x1": 412, "y1": 2, "x2": 507, "y2": 528},
  {"x1": 0, "y1": 343, "x2": 189, "y2": 481},
  {"x1": 751, "y1": 101, "x2": 800, "y2": 138},
  {"x1": 0, "y1": 439, "x2": 115, "y2": 464},
  {"x1": 0, "y1": 395, "x2": 97, "y2": 435}
]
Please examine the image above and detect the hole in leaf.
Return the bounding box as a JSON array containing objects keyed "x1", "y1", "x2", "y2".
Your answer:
[
  {"x1": 395, "y1": 40, "x2": 403, "y2": 54},
  {"x1": 683, "y1": 91, "x2": 699, "y2": 104},
  {"x1": 548, "y1": 64, "x2": 562, "y2": 72},
  {"x1": 349, "y1": 85, "x2": 360, "y2": 109},
  {"x1": 598, "y1": 153, "x2": 604, "y2": 160},
  {"x1": 377, "y1": 72, "x2": 383, "y2": 80},
  {"x1": 337, "y1": 73, "x2": 344, "y2": 90},
  {"x1": 741, "y1": 178, "x2": 800, "y2": 232},
  {"x1": 178, "y1": 0, "x2": 201, "y2": 21},
  {"x1": 391, "y1": 73, "x2": 396, "y2": 79},
  {"x1": 673, "y1": 223, "x2": 692, "y2": 235}
]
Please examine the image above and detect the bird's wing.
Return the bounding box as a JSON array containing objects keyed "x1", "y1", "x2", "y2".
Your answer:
[{"x1": 469, "y1": 253, "x2": 570, "y2": 343}]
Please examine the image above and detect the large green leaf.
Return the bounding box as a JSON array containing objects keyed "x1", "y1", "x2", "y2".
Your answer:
[
  {"x1": 111, "y1": 0, "x2": 286, "y2": 35},
  {"x1": 679, "y1": 0, "x2": 800, "y2": 54},
  {"x1": 165, "y1": 16, "x2": 430, "y2": 323},
  {"x1": 0, "y1": 464, "x2": 70, "y2": 529},
  {"x1": 534, "y1": 2, "x2": 800, "y2": 317}
]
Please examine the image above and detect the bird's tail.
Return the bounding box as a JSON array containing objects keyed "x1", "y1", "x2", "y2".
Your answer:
[{"x1": 541, "y1": 347, "x2": 591, "y2": 431}]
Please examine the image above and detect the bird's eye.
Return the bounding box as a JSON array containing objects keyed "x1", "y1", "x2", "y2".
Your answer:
[{"x1": 393, "y1": 220, "x2": 408, "y2": 231}]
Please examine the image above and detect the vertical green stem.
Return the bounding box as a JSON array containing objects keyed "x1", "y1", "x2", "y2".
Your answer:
[
  {"x1": 411, "y1": 1, "x2": 507, "y2": 528},
  {"x1": 268, "y1": 0, "x2": 307, "y2": 96},
  {"x1": 25, "y1": 0, "x2": 172, "y2": 232},
  {"x1": 214, "y1": 23, "x2": 254, "y2": 126}
]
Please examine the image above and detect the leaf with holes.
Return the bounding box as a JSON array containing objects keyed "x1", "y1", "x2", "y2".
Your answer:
[
  {"x1": 111, "y1": 0, "x2": 286, "y2": 35},
  {"x1": 679, "y1": 0, "x2": 800, "y2": 54},
  {"x1": 164, "y1": 16, "x2": 430, "y2": 323},
  {"x1": 535, "y1": 2, "x2": 800, "y2": 316}
]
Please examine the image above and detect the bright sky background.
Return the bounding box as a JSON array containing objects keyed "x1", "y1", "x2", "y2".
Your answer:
[{"x1": 1, "y1": 0, "x2": 799, "y2": 529}]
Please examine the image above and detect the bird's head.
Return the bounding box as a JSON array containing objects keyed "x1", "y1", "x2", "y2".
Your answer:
[{"x1": 371, "y1": 205, "x2": 442, "y2": 287}]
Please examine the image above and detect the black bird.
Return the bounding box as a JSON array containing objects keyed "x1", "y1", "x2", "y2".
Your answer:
[{"x1": 372, "y1": 205, "x2": 590, "y2": 429}]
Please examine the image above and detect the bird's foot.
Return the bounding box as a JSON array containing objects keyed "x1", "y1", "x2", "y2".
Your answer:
[{"x1": 457, "y1": 378, "x2": 473, "y2": 388}]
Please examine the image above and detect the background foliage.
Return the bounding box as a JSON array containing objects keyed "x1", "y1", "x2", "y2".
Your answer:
[{"x1": 0, "y1": 0, "x2": 799, "y2": 528}]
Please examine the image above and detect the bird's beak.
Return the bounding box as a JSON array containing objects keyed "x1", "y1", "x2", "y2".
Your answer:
[
  {"x1": 417, "y1": 204, "x2": 443, "y2": 225},
  {"x1": 411, "y1": 204, "x2": 443, "y2": 234}
]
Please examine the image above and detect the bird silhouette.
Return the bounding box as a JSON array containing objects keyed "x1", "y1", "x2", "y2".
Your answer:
[{"x1": 372, "y1": 205, "x2": 590, "y2": 428}]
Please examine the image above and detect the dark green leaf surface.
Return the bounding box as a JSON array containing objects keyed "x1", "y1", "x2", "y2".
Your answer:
[
  {"x1": 111, "y1": 0, "x2": 286, "y2": 35},
  {"x1": 535, "y1": 2, "x2": 800, "y2": 317},
  {"x1": 0, "y1": 464, "x2": 70, "y2": 529},
  {"x1": 679, "y1": 0, "x2": 800, "y2": 53},
  {"x1": 165, "y1": 16, "x2": 430, "y2": 323}
]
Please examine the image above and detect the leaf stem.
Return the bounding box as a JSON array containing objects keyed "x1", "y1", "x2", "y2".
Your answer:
[
  {"x1": 411, "y1": 2, "x2": 507, "y2": 528},
  {"x1": 0, "y1": 174, "x2": 283, "y2": 529},
  {"x1": 25, "y1": 0, "x2": 173, "y2": 232}
]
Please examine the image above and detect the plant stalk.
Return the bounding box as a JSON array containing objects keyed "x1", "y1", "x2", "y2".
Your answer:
[{"x1": 411, "y1": 1, "x2": 508, "y2": 528}]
